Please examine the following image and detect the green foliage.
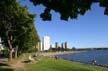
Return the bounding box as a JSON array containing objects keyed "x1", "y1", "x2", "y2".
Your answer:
[
  {"x1": 30, "y1": 0, "x2": 108, "y2": 21},
  {"x1": 72, "y1": 47, "x2": 76, "y2": 51},
  {"x1": 0, "y1": 0, "x2": 40, "y2": 60},
  {"x1": 0, "y1": 49, "x2": 8, "y2": 57},
  {"x1": 28, "y1": 47, "x2": 38, "y2": 53}
]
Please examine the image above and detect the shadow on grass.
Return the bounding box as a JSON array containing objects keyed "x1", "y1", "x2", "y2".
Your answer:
[
  {"x1": 0, "y1": 68, "x2": 14, "y2": 71},
  {"x1": 22, "y1": 60, "x2": 30, "y2": 63},
  {"x1": 0, "y1": 63, "x2": 9, "y2": 66}
]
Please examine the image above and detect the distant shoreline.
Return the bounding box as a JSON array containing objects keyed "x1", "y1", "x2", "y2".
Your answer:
[{"x1": 38, "y1": 51, "x2": 85, "y2": 56}]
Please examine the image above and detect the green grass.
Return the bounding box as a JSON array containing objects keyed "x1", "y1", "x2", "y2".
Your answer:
[
  {"x1": 1, "y1": 54, "x2": 107, "y2": 71},
  {"x1": 26, "y1": 57, "x2": 107, "y2": 71},
  {"x1": 14, "y1": 68, "x2": 24, "y2": 71}
]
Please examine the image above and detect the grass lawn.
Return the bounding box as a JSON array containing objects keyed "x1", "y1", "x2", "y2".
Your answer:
[
  {"x1": 0, "y1": 54, "x2": 107, "y2": 71},
  {"x1": 26, "y1": 57, "x2": 107, "y2": 71}
]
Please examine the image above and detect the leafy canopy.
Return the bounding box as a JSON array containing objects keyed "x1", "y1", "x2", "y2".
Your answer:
[
  {"x1": 0, "y1": 0, "x2": 39, "y2": 53},
  {"x1": 30, "y1": 0, "x2": 108, "y2": 21}
]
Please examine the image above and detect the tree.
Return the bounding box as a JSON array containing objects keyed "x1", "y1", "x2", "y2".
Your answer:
[
  {"x1": 18, "y1": 21, "x2": 40, "y2": 54},
  {"x1": 30, "y1": 0, "x2": 108, "y2": 21},
  {"x1": 72, "y1": 47, "x2": 76, "y2": 51},
  {"x1": 0, "y1": 0, "x2": 20, "y2": 61},
  {"x1": 0, "y1": 0, "x2": 39, "y2": 61}
]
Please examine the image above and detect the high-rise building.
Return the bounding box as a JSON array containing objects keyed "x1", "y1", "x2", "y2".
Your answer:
[
  {"x1": 61, "y1": 42, "x2": 69, "y2": 51},
  {"x1": 43, "y1": 36, "x2": 50, "y2": 50},
  {"x1": 55, "y1": 42, "x2": 58, "y2": 48},
  {"x1": 64, "y1": 42, "x2": 68, "y2": 49},
  {"x1": 61, "y1": 42, "x2": 65, "y2": 48}
]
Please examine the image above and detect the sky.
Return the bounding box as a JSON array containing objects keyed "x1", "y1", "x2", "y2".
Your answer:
[{"x1": 18, "y1": 0, "x2": 108, "y2": 48}]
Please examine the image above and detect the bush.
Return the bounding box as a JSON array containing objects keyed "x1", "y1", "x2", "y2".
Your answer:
[{"x1": 28, "y1": 47, "x2": 38, "y2": 53}]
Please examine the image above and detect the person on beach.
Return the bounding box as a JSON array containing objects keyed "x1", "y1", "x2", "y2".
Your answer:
[
  {"x1": 91, "y1": 59, "x2": 96, "y2": 65},
  {"x1": 28, "y1": 55, "x2": 35, "y2": 62},
  {"x1": 54, "y1": 56, "x2": 58, "y2": 60}
]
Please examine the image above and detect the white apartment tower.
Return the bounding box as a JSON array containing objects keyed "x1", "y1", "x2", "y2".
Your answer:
[{"x1": 43, "y1": 36, "x2": 50, "y2": 50}]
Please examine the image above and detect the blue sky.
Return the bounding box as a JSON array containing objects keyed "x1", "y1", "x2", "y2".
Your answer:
[{"x1": 18, "y1": 0, "x2": 108, "y2": 48}]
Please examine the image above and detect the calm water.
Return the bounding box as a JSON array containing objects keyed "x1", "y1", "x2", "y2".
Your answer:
[{"x1": 57, "y1": 50, "x2": 108, "y2": 64}]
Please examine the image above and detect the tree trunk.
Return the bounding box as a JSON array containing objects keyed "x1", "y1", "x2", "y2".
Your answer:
[
  {"x1": 9, "y1": 50, "x2": 13, "y2": 61},
  {"x1": 8, "y1": 39, "x2": 13, "y2": 61},
  {"x1": 15, "y1": 46, "x2": 18, "y2": 58},
  {"x1": 15, "y1": 50, "x2": 18, "y2": 58}
]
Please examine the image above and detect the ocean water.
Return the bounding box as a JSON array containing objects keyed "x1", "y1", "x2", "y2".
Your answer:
[{"x1": 57, "y1": 50, "x2": 108, "y2": 64}]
